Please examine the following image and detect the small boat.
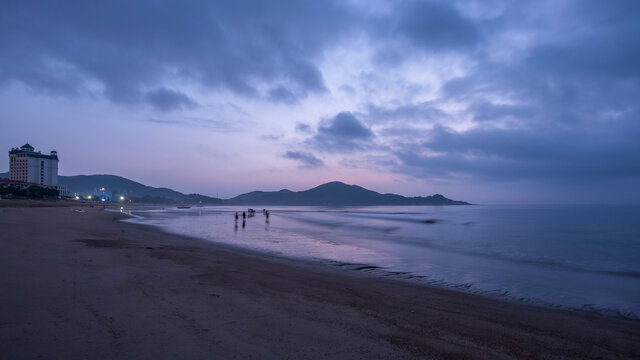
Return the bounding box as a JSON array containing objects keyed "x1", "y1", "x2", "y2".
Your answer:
[{"x1": 177, "y1": 205, "x2": 191, "y2": 209}]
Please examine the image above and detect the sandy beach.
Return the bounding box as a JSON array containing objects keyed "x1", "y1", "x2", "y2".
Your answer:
[{"x1": 1, "y1": 204, "x2": 639, "y2": 359}]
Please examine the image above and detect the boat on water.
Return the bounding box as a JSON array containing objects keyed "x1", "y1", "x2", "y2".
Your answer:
[{"x1": 177, "y1": 205, "x2": 191, "y2": 209}]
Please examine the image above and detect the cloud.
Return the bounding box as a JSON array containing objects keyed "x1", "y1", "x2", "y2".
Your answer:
[
  {"x1": 311, "y1": 112, "x2": 375, "y2": 151},
  {"x1": 467, "y1": 102, "x2": 535, "y2": 123},
  {"x1": 144, "y1": 88, "x2": 196, "y2": 112},
  {"x1": 364, "y1": 101, "x2": 449, "y2": 124},
  {"x1": 368, "y1": 0, "x2": 480, "y2": 65},
  {"x1": 267, "y1": 86, "x2": 299, "y2": 104},
  {"x1": 391, "y1": 0, "x2": 479, "y2": 51},
  {"x1": 318, "y1": 112, "x2": 374, "y2": 139},
  {"x1": 261, "y1": 134, "x2": 283, "y2": 141},
  {"x1": 283, "y1": 151, "x2": 323, "y2": 168},
  {"x1": 0, "y1": 1, "x2": 484, "y2": 106},
  {"x1": 144, "y1": 119, "x2": 183, "y2": 125},
  {"x1": 142, "y1": 116, "x2": 242, "y2": 130},
  {"x1": 339, "y1": 85, "x2": 355, "y2": 95},
  {"x1": 390, "y1": 123, "x2": 640, "y2": 183},
  {"x1": 295, "y1": 122, "x2": 313, "y2": 133},
  {"x1": 355, "y1": 0, "x2": 640, "y2": 194},
  {"x1": 0, "y1": 0, "x2": 350, "y2": 106},
  {"x1": 3, "y1": 0, "x2": 640, "y2": 202}
]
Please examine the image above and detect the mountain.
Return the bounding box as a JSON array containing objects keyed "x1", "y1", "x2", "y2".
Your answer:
[
  {"x1": 60, "y1": 174, "x2": 221, "y2": 204},
  {"x1": 1, "y1": 172, "x2": 469, "y2": 205},
  {"x1": 226, "y1": 181, "x2": 470, "y2": 206}
]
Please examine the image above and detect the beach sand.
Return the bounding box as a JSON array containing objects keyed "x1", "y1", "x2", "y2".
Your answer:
[{"x1": 1, "y1": 204, "x2": 639, "y2": 359}]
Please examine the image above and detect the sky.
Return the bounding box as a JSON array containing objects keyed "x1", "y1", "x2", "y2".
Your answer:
[{"x1": 1, "y1": 0, "x2": 639, "y2": 204}]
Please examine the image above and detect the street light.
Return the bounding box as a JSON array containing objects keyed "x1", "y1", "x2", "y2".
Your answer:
[{"x1": 120, "y1": 196, "x2": 125, "y2": 201}]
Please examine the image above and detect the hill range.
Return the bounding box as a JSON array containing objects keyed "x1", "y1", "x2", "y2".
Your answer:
[
  {"x1": 227, "y1": 181, "x2": 469, "y2": 206},
  {"x1": 0, "y1": 172, "x2": 470, "y2": 206}
]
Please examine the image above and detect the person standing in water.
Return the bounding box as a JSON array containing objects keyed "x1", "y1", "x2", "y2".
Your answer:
[{"x1": 234, "y1": 212, "x2": 239, "y2": 231}]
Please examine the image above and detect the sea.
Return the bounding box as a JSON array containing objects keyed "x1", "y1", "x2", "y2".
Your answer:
[{"x1": 123, "y1": 204, "x2": 640, "y2": 319}]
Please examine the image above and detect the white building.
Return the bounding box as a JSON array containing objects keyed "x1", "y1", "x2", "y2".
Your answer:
[{"x1": 8, "y1": 143, "x2": 68, "y2": 196}]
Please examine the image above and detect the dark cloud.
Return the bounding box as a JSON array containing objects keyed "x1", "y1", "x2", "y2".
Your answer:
[
  {"x1": 467, "y1": 102, "x2": 536, "y2": 123},
  {"x1": 0, "y1": 0, "x2": 348, "y2": 105},
  {"x1": 319, "y1": 112, "x2": 373, "y2": 139},
  {"x1": 0, "y1": 0, "x2": 483, "y2": 106},
  {"x1": 372, "y1": 0, "x2": 640, "y2": 195},
  {"x1": 0, "y1": 0, "x2": 489, "y2": 107},
  {"x1": 369, "y1": 0, "x2": 480, "y2": 64},
  {"x1": 391, "y1": 122, "x2": 640, "y2": 183},
  {"x1": 523, "y1": 1, "x2": 640, "y2": 79},
  {"x1": 283, "y1": 151, "x2": 323, "y2": 168},
  {"x1": 267, "y1": 86, "x2": 299, "y2": 105},
  {"x1": 392, "y1": 0, "x2": 479, "y2": 51},
  {"x1": 311, "y1": 112, "x2": 375, "y2": 152},
  {"x1": 442, "y1": 1, "x2": 640, "y2": 110},
  {"x1": 144, "y1": 88, "x2": 196, "y2": 112},
  {"x1": 295, "y1": 122, "x2": 313, "y2": 133}
]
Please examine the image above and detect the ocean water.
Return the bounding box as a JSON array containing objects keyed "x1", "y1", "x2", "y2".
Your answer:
[{"x1": 124, "y1": 204, "x2": 640, "y2": 319}]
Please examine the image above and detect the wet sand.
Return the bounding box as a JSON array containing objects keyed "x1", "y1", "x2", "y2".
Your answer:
[{"x1": 1, "y1": 205, "x2": 639, "y2": 359}]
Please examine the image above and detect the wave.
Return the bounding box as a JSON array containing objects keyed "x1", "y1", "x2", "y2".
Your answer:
[
  {"x1": 277, "y1": 210, "x2": 640, "y2": 280},
  {"x1": 389, "y1": 233, "x2": 640, "y2": 279},
  {"x1": 323, "y1": 260, "x2": 640, "y2": 321}
]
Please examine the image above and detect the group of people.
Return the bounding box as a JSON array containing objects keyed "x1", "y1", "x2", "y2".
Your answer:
[{"x1": 234, "y1": 208, "x2": 270, "y2": 229}]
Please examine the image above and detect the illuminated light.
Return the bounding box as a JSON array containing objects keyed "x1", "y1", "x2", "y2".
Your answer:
[
  {"x1": 87, "y1": 196, "x2": 92, "y2": 200},
  {"x1": 100, "y1": 187, "x2": 105, "y2": 191},
  {"x1": 75, "y1": 196, "x2": 79, "y2": 200},
  {"x1": 120, "y1": 196, "x2": 125, "y2": 200}
]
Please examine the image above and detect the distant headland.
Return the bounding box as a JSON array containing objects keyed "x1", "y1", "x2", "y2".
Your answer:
[{"x1": 225, "y1": 181, "x2": 470, "y2": 206}]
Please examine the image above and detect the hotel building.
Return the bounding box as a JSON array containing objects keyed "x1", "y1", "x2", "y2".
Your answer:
[{"x1": 8, "y1": 143, "x2": 68, "y2": 196}]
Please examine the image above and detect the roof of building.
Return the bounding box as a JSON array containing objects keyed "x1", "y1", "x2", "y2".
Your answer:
[{"x1": 9, "y1": 144, "x2": 59, "y2": 160}]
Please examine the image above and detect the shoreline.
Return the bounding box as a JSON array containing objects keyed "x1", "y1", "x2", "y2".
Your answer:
[
  {"x1": 123, "y1": 205, "x2": 640, "y2": 322},
  {"x1": 1, "y1": 205, "x2": 639, "y2": 359},
  {"x1": 127, "y1": 211, "x2": 637, "y2": 323}
]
